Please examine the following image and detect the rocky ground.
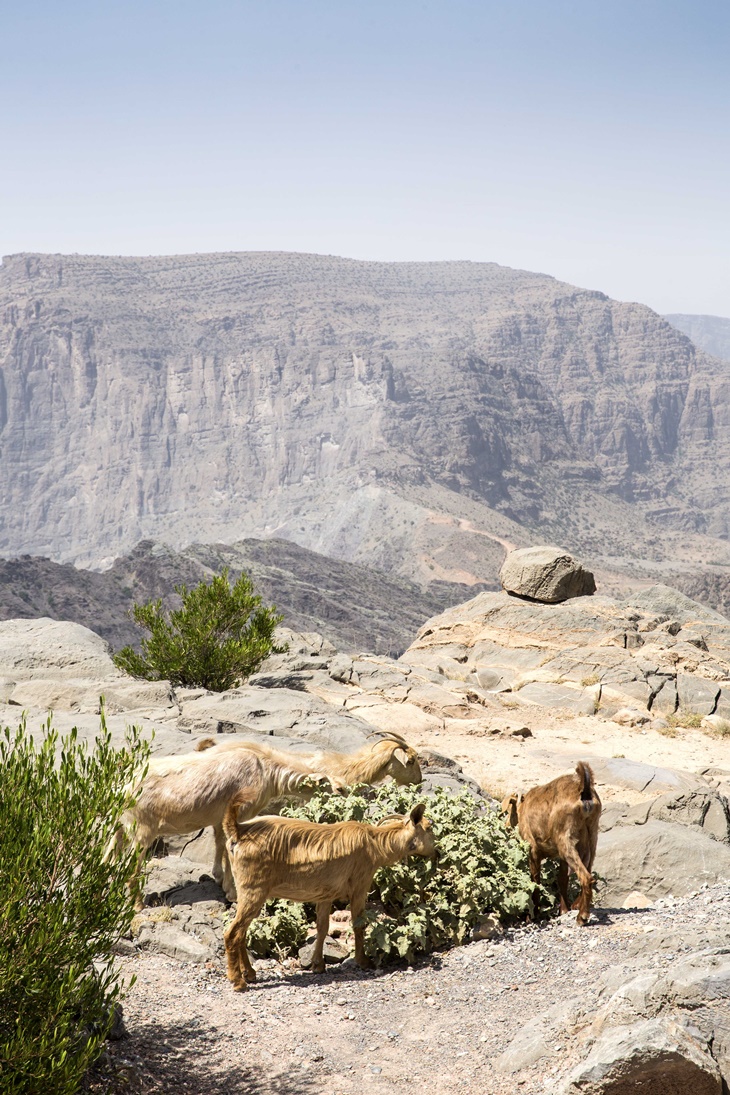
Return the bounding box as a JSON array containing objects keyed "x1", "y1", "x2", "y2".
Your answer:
[
  {"x1": 6, "y1": 573, "x2": 730, "y2": 1091},
  {"x1": 88, "y1": 883, "x2": 730, "y2": 1095}
]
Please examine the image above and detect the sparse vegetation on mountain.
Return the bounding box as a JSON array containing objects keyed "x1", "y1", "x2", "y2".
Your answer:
[
  {"x1": 245, "y1": 783, "x2": 554, "y2": 965},
  {"x1": 113, "y1": 569, "x2": 284, "y2": 691},
  {"x1": 0, "y1": 715, "x2": 149, "y2": 1095}
]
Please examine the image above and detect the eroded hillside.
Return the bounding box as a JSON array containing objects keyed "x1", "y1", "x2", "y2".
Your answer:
[{"x1": 3, "y1": 252, "x2": 730, "y2": 590}]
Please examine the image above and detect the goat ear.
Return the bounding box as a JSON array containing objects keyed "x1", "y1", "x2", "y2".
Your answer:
[
  {"x1": 409, "y1": 803, "x2": 426, "y2": 826},
  {"x1": 394, "y1": 747, "x2": 408, "y2": 764}
]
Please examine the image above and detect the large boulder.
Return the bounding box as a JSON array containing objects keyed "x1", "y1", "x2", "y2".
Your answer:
[
  {"x1": 560, "y1": 1017, "x2": 722, "y2": 1094},
  {"x1": 499, "y1": 546, "x2": 596, "y2": 603}
]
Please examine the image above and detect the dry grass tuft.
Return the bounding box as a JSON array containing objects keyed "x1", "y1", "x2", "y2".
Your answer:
[
  {"x1": 131, "y1": 904, "x2": 173, "y2": 937},
  {"x1": 667, "y1": 708, "x2": 703, "y2": 729}
]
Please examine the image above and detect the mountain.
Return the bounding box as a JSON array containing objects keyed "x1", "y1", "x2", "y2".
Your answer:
[
  {"x1": 3, "y1": 251, "x2": 730, "y2": 591},
  {"x1": 664, "y1": 314, "x2": 730, "y2": 363},
  {"x1": 0, "y1": 537, "x2": 489, "y2": 656}
]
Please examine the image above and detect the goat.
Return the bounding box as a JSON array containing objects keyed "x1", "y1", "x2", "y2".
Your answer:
[
  {"x1": 197, "y1": 731, "x2": 422, "y2": 788},
  {"x1": 222, "y1": 799, "x2": 435, "y2": 990},
  {"x1": 502, "y1": 762, "x2": 601, "y2": 926},
  {"x1": 115, "y1": 741, "x2": 340, "y2": 909}
]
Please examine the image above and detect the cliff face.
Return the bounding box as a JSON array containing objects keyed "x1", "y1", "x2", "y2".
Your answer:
[
  {"x1": 666, "y1": 314, "x2": 730, "y2": 363},
  {"x1": 1, "y1": 251, "x2": 729, "y2": 575}
]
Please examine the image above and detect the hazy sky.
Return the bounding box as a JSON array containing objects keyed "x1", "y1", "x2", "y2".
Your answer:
[{"x1": 2, "y1": 0, "x2": 728, "y2": 315}]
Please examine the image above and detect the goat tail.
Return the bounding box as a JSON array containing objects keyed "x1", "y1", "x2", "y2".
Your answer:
[
  {"x1": 195, "y1": 737, "x2": 218, "y2": 752},
  {"x1": 575, "y1": 761, "x2": 597, "y2": 811},
  {"x1": 223, "y1": 786, "x2": 261, "y2": 846}
]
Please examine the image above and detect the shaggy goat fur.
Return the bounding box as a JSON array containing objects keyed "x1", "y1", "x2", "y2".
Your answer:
[
  {"x1": 197, "y1": 732, "x2": 422, "y2": 787},
  {"x1": 116, "y1": 741, "x2": 337, "y2": 908},
  {"x1": 502, "y1": 762, "x2": 601, "y2": 926},
  {"x1": 222, "y1": 799, "x2": 435, "y2": 990}
]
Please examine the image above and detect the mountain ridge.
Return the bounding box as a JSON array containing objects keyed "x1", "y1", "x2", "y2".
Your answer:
[{"x1": 3, "y1": 251, "x2": 730, "y2": 588}]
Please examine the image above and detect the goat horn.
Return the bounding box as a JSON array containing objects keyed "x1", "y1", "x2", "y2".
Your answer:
[
  {"x1": 369, "y1": 731, "x2": 410, "y2": 747},
  {"x1": 375, "y1": 813, "x2": 407, "y2": 825}
]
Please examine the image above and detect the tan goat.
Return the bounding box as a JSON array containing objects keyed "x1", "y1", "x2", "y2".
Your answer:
[
  {"x1": 502, "y1": 762, "x2": 601, "y2": 926},
  {"x1": 116, "y1": 741, "x2": 340, "y2": 909},
  {"x1": 118, "y1": 733, "x2": 421, "y2": 910},
  {"x1": 222, "y1": 799, "x2": 436, "y2": 990},
  {"x1": 197, "y1": 731, "x2": 422, "y2": 788}
]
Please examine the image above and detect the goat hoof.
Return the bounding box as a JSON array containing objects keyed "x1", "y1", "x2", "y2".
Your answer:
[
  {"x1": 244, "y1": 969, "x2": 257, "y2": 984},
  {"x1": 357, "y1": 958, "x2": 374, "y2": 971},
  {"x1": 232, "y1": 980, "x2": 248, "y2": 992},
  {"x1": 311, "y1": 961, "x2": 326, "y2": 974}
]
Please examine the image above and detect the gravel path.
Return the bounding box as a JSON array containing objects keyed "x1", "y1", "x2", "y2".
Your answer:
[{"x1": 88, "y1": 884, "x2": 730, "y2": 1094}]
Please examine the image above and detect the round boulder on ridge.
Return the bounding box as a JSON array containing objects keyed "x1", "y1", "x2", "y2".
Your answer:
[{"x1": 499, "y1": 546, "x2": 596, "y2": 603}]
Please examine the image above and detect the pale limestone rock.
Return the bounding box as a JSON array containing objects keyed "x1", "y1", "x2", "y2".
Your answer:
[
  {"x1": 596, "y1": 821, "x2": 730, "y2": 903},
  {"x1": 561, "y1": 1017, "x2": 722, "y2": 1094},
  {"x1": 0, "y1": 618, "x2": 118, "y2": 681},
  {"x1": 622, "y1": 891, "x2": 654, "y2": 909}
]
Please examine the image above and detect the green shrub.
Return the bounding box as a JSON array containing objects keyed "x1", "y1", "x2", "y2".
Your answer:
[
  {"x1": 0, "y1": 714, "x2": 149, "y2": 1095},
  {"x1": 245, "y1": 784, "x2": 555, "y2": 966},
  {"x1": 113, "y1": 568, "x2": 285, "y2": 691}
]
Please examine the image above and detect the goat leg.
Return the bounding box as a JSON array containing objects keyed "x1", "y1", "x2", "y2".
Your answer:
[
  {"x1": 310, "y1": 902, "x2": 331, "y2": 974},
  {"x1": 350, "y1": 890, "x2": 373, "y2": 970},
  {"x1": 558, "y1": 844, "x2": 593, "y2": 926},
  {"x1": 528, "y1": 851, "x2": 543, "y2": 920},
  {"x1": 213, "y1": 823, "x2": 237, "y2": 902},
  {"x1": 224, "y1": 891, "x2": 265, "y2": 990},
  {"x1": 557, "y1": 861, "x2": 571, "y2": 915}
]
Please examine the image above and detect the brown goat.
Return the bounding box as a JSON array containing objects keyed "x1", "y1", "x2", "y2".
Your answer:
[
  {"x1": 502, "y1": 762, "x2": 601, "y2": 926},
  {"x1": 115, "y1": 741, "x2": 339, "y2": 909},
  {"x1": 222, "y1": 799, "x2": 435, "y2": 990}
]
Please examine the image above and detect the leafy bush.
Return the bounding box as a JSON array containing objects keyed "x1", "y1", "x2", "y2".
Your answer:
[
  {"x1": 245, "y1": 784, "x2": 555, "y2": 966},
  {"x1": 0, "y1": 715, "x2": 149, "y2": 1095},
  {"x1": 113, "y1": 568, "x2": 284, "y2": 691}
]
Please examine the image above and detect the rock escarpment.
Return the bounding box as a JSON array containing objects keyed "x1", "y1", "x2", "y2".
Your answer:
[
  {"x1": 404, "y1": 583, "x2": 730, "y2": 722},
  {"x1": 3, "y1": 252, "x2": 730, "y2": 583}
]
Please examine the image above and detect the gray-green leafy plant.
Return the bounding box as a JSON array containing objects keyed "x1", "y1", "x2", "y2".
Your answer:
[
  {"x1": 0, "y1": 715, "x2": 149, "y2": 1095},
  {"x1": 246, "y1": 784, "x2": 556, "y2": 966},
  {"x1": 113, "y1": 568, "x2": 284, "y2": 691}
]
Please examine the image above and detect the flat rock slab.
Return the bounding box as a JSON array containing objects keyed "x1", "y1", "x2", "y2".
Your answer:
[
  {"x1": 514, "y1": 681, "x2": 596, "y2": 715},
  {"x1": 533, "y1": 751, "x2": 702, "y2": 795},
  {"x1": 136, "y1": 922, "x2": 212, "y2": 964},
  {"x1": 596, "y1": 820, "x2": 730, "y2": 903},
  {"x1": 0, "y1": 617, "x2": 119, "y2": 680}
]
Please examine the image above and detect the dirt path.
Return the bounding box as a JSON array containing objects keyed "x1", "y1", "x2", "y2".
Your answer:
[{"x1": 90, "y1": 884, "x2": 730, "y2": 1095}]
